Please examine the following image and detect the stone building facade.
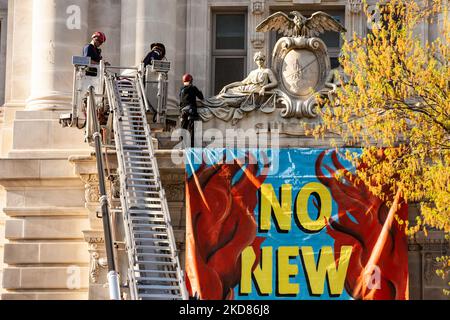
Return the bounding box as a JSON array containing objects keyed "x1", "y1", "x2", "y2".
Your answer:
[{"x1": 0, "y1": 0, "x2": 447, "y2": 300}]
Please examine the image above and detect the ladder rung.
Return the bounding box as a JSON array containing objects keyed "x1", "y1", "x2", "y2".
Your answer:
[
  {"x1": 128, "y1": 200, "x2": 163, "y2": 206},
  {"x1": 125, "y1": 168, "x2": 154, "y2": 173},
  {"x1": 122, "y1": 130, "x2": 147, "y2": 139},
  {"x1": 121, "y1": 134, "x2": 147, "y2": 138},
  {"x1": 137, "y1": 285, "x2": 180, "y2": 291},
  {"x1": 126, "y1": 187, "x2": 160, "y2": 192},
  {"x1": 136, "y1": 253, "x2": 173, "y2": 259},
  {"x1": 123, "y1": 154, "x2": 153, "y2": 158},
  {"x1": 131, "y1": 218, "x2": 166, "y2": 223},
  {"x1": 126, "y1": 197, "x2": 160, "y2": 202},
  {"x1": 124, "y1": 158, "x2": 153, "y2": 162},
  {"x1": 119, "y1": 115, "x2": 142, "y2": 119},
  {"x1": 123, "y1": 111, "x2": 142, "y2": 118},
  {"x1": 124, "y1": 168, "x2": 155, "y2": 177},
  {"x1": 122, "y1": 149, "x2": 150, "y2": 153},
  {"x1": 122, "y1": 140, "x2": 147, "y2": 144},
  {"x1": 127, "y1": 200, "x2": 162, "y2": 206},
  {"x1": 121, "y1": 105, "x2": 141, "y2": 109},
  {"x1": 124, "y1": 167, "x2": 154, "y2": 172},
  {"x1": 119, "y1": 119, "x2": 144, "y2": 123},
  {"x1": 119, "y1": 120, "x2": 144, "y2": 124},
  {"x1": 135, "y1": 245, "x2": 171, "y2": 251},
  {"x1": 136, "y1": 277, "x2": 178, "y2": 283},
  {"x1": 121, "y1": 131, "x2": 146, "y2": 135},
  {"x1": 126, "y1": 191, "x2": 160, "y2": 196},
  {"x1": 129, "y1": 216, "x2": 165, "y2": 222},
  {"x1": 138, "y1": 294, "x2": 182, "y2": 300},
  {"x1": 120, "y1": 99, "x2": 139, "y2": 102},
  {"x1": 124, "y1": 162, "x2": 154, "y2": 166},
  {"x1": 136, "y1": 260, "x2": 175, "y2": 266},
  {"x1": 132, "y1": 223, "x2": 166, "y2": 229},
  {"x1": 123, "y1": 110, "x2": 142, "y2": 117},
  {"x1": 128, "y1": 204, "x2": 162, "y2": 210},
  {"x1": 125, "y1": 172, "x2": 155, "y2": 178},
  {"x1": 122, "y1": 146, "x2": 149, "y2": 150},
  {"x1": 132, "y1": 239, "x2": 171, "y2": 244},
  {"x1": 123, "y1": 158, "x2": 153, "y2": 162},
  {"x1": 121, "y1": 150, "x2": 149, "y2": 153},
  {"x1": 122, "y1": 153, "x2": 150, "y2": 157},
  {"x1": 129, "y1": 214, "x2": 165, "y2": 220},
  {"x1": 127, "y1": 184, "x2": 158, "y2": 189},
  {"x1": 129, "y1": 209, "x2": 163, "y2": 214},
  {"x1": 122, "y1": 145, "x2": 148, "y2": 149},
  {"x1": 127, "y1": 177, "x2": 157, "y2": 182},
  {"x1": 122, "y1": 129, "x2": 145, "y2": 134},
  {"x1": 133, "y1": 269, "x2": 178, "y2": 275},
  {"x1": 122, "y1": 145, "x2": 149, "y2": 149},
  {"x1": 123, "y1": 159, "x2": 154, "y2": 163}
]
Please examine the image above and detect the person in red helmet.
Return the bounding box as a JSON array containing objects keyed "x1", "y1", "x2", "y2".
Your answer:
[
  {"x1": 179, "y1": 74, "x2": 204, "y2": 147},
  {"x1": 83, "y1": 32, "x2": 107, "y2": 77},
  {"x1": 84, "y1": 31, "x2": 106, "y2": 64}
]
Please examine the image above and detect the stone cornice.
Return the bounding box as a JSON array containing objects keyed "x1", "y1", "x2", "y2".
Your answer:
[
  {"x1": 69, "y1": 150, "x2": 186, "y2": 176},
  {"x1": 4, "y1": 207, "x2": 88, "y2": 218}
]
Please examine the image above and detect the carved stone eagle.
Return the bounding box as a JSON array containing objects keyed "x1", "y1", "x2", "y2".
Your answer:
[{"x1": 256, "y1": 11, "x2": 347, "y2": 38}]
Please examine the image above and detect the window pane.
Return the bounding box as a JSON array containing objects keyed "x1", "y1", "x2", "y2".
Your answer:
[
  {"x1": 214, "y1": 58, "x2": 245, "y2": 95},
  {"x1": 319, "y1": 31, "x2": 341, "y2": 48},
  {"x1": 216, "y1": 14, "x2": 245, "y2": 50},
  {"x1": 318, "y1": 16, "x2": 342, "y2": 48}
]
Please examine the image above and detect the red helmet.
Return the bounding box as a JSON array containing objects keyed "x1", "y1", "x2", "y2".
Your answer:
[
  {"x1": 92, "y1": 31, "x2": 106, "y2": 44},
  {"x1": 183, "y1": 74, "x2": 193, "y2": 83}
]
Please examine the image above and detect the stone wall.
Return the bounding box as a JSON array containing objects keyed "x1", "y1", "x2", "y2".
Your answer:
[
  {"x1": 0, "y1": 157, "x2": 90, "y2": 299},
  {"x1": 0, "y1": 0, "x2": 448, "y2": 300}
]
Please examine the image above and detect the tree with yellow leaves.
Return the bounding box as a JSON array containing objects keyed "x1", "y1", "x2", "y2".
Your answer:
[{"x1": 309, "y1": 0, "x2": 449, "y2": 292}]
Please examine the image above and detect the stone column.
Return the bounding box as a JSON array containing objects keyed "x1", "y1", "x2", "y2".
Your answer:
[
  {"x1": 0, "y1": 186, "x2": 5, "y2": 296},
  {"x1": 121, "y1": 0, "x2": 186, "y2": 111},
  {"x1": 88, "y1": 0, "x2": 122, "y2": 66},
  {"x1": 120, "y1": 0, "x2": 137, "y2": 67},
  {"x1": 248, "y1": 0, "x2": 269, "y2": 72},
  {"x1": 428, "y1": 2, "x2": 448, "y2": 44},
  {"x1": 345, "y1": 0, "x2": 367, "y2": 40},
  {"x1": 27, "y1": 0, "x2": 89, "y2": 111},
  {"x1": 0, "y1": 7, "x2": 8, "y2": 106},
  {"x1": 185, "y1": 0, "x2": 208, "y2": 94}
]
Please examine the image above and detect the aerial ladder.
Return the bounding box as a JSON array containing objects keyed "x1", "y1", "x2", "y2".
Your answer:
[{"x1": 61, "y1": 57, "x2": 187, "y2": 300}]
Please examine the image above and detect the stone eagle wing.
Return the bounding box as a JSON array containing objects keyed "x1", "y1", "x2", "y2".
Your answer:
[
  {"x1": 256, "y1": 12, "x2": 296, "y2": 37},
  {"x1": 305, "y1": 11, "x2": 347, "y2": 37}
]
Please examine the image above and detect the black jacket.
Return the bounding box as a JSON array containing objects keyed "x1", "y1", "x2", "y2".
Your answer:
[
  {"x1": 143, "y1": 50, "x2": 164, "y2": 68},
  {"x1": 83, "y1": 44, "x2": 102, "y2": 63},
  {"x1": 179, "y1": 84, "x2": 204, "y2": 111}
]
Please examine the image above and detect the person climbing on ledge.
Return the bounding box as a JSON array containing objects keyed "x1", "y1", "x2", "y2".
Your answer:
[
  {"x1": 83, "y1": 31, "x2": 107, "y2": 76},
  {"x1": 143, "y1": 43, "x2": 166, "y2": 68},
  {"x1": 179, "y1": 74, "x2": 204, "y2": 147}
]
